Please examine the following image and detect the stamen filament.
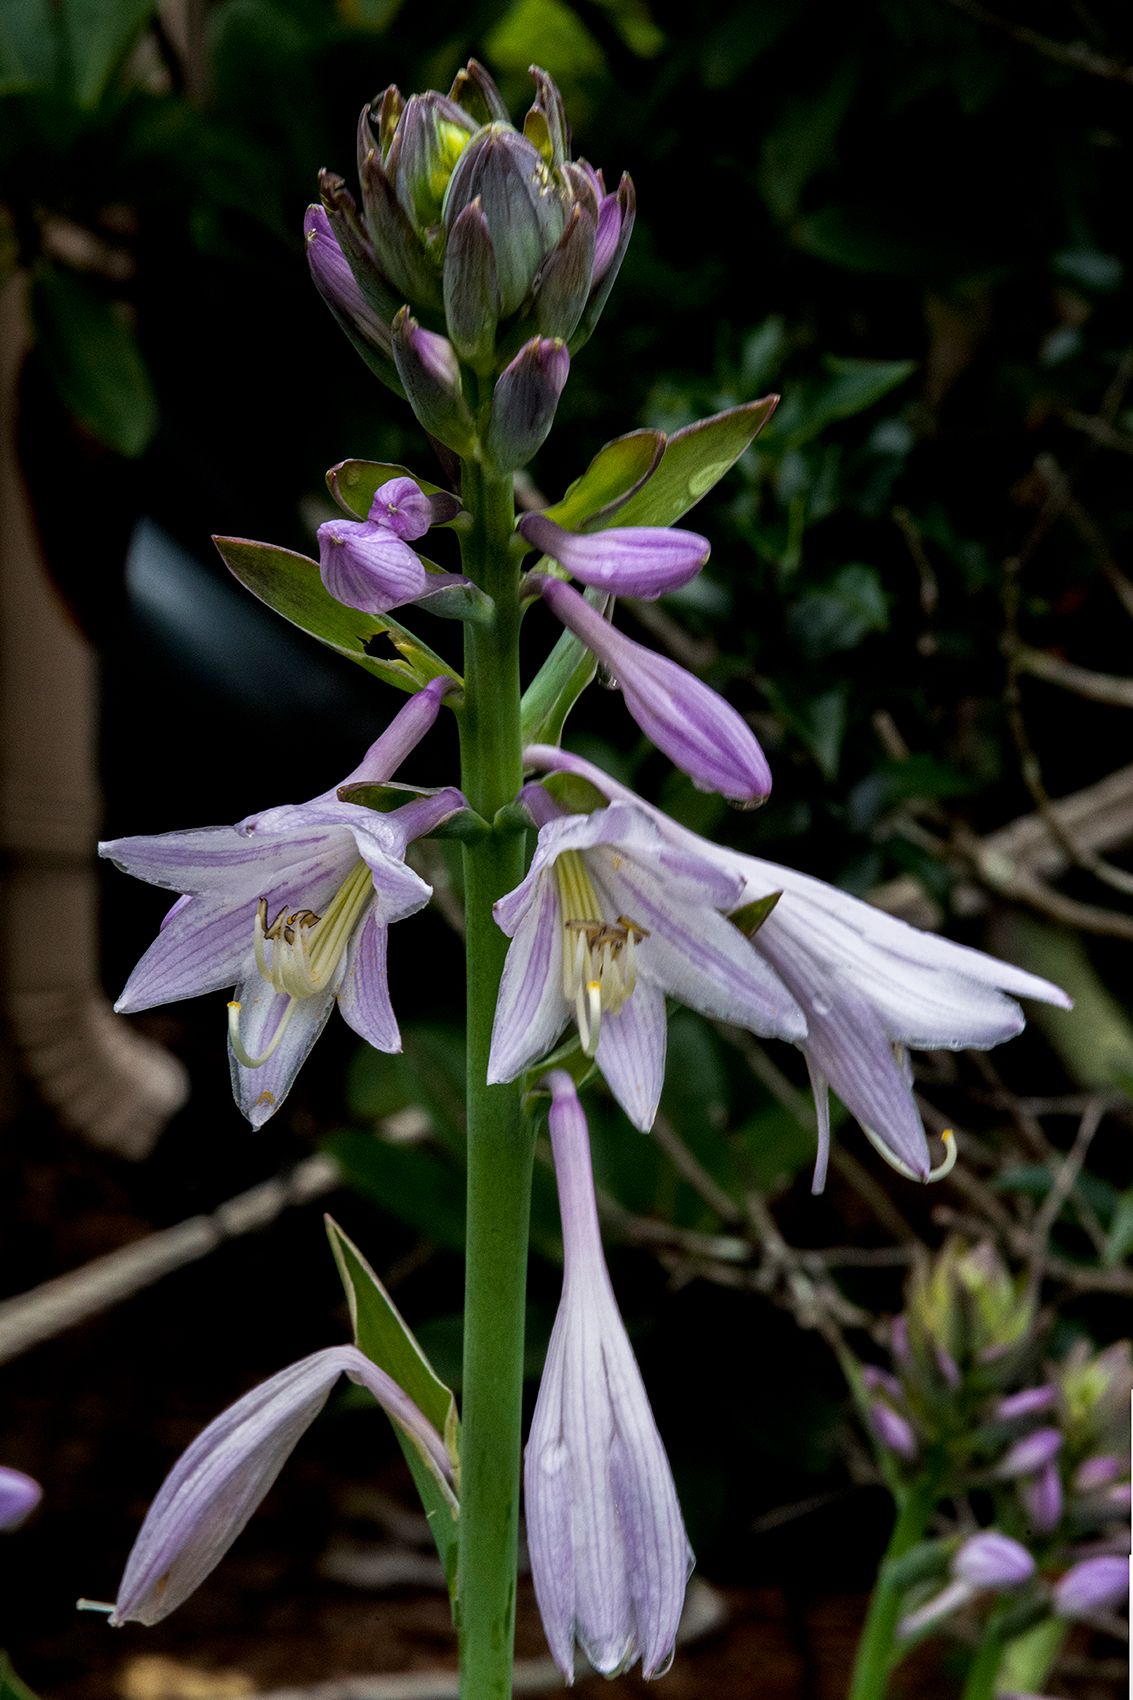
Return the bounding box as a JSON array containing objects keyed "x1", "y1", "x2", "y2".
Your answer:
[
  {"x1": 863, "y1": 1125, "x2": 957, "y2": 1184},
  {"x1": 228, "y1": 998, "x2": 299, "y2": 1068},
  {"x1": 553, "y1": 850, "x2": 648, "y2": 1057}
]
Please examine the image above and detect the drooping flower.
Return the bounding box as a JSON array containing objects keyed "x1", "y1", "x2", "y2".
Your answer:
[
  {"x1": 531, "y1": 580, "x2": 772, "y2": 804},
  {"x1": 525, "y1": 1072, "x2": 692, "y2": 1680},
  {"x1": 519, "y1": 512, "x2": 710, "y2": 598},
  {"x1": 111, "y1": 1345, "x2": 454, "y2": 1627},
  {"x1": 523, "y1": 746, "x2": 1069, "y2": 1185},
  {"x1": 316, "y1": 474, "x2": 461, "y2": 616},
  {"x1": 0, "y1": 1467, "x2": 41, "y2": 1530},
  {"x1": 487, "y1": 786, "x2": 804, "y2": 1129},
  {"x1": 101, "y1": 680, "x2": 463, "y2": 1127}
]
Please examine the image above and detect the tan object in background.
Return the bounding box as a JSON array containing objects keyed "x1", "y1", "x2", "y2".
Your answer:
[{"x1": 0, "y1": 271, "x2": 187, "y2": 1155}]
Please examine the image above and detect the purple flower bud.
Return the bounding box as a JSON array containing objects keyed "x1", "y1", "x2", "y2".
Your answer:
[
  {"x1": 934, "y1": 1345, "x2": 961, "y2": 1390},
  {"x1": 391, "y1": 309, "x2": 477, "y2": 457},
  {"x1": 1074, "y1": 1453, "x2": 1121, "y2": 1492},
  {"x1": 953, "y1": 1530, "x2": 1036, "y2": 1590},
  {"x1": 998, "y1": 1427, "x2": 1063, "y2": 1480},
  {"x1": 443, "y1": 126, "x2": 566, "y2": 316},
  {"x1": 532, "y1": 204, "x2": 596, "y2": 341},
  {"x1": 994, "y1": 1386, "x2": 1057, "y2": 1422},
  {"x1": 382, "y1": 90, "x2": 477, "y2": 232},
  {"x1": 1021, "y1": 1460, "x2": 1063, "y2": 1535},
  {"x1": 485, "y1": 338, "x2": 570, "y2": 471},
  {"x1": 572, "y1": 173, "x2": 636, "y2": 352},
  {"x1": 304, "y1": 206, "x2": 398, "y2": 386},
  {"x1": 525, "y1": 1073, "x2": 692, "y2": 1680},
  {"x1": 870, "y1": 1402, "x2": 918, "y2": 1461},
  {"x1": 112, "y1": 1346, "x2": 453, "y2": 1626},
  {"x1": 0, "y1": 1467, "x2": 41, "y2": 1530},
  {"x1": 1052, "y1": 1554, "x2": 1129, "y2": 1619},
  {"x1": 535, "y1": 577, "x2": 772, "y2": 804},
  {"x1": 519, "y1": 512, "x2": 709, "y2": 599},
  {"x1": 861, "y1": 1364, "x2": 903, "y2": 1401},
  {"x1": 890, "y1": 1312, "x2": 912, "y2": 1368},
  {"x1": 442, "y1": 200, "x2": 501, "y2": 370},
  {"x1": 316, "y1": 477, "x2": 437, "y2": 616}
]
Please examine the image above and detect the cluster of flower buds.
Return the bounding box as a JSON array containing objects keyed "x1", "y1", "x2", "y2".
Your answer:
[
  {"x1": 861, "y1": 1241, "x2": 1131, "y2": 1654},
  {"x1": 307, "y1": 60, "x2": 632, "y2": 469}
]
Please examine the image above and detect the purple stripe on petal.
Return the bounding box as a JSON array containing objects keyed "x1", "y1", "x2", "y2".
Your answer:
[
  {"x1": 488, "y1": 880, "x2": 568, "y2": 1084},
  {"x1": 229, "y1": 974, "x2": 339, "y2": 1128},
  {"x1": 317, "y1": 519, "x2": 428, "y2": 616},
  {"x1": 99, "y1": 825, "x2": 342, "y2": 897},
  {"x1": 338, "y1": 910, "x2": 400, "y2": 1053},
  {"x1": 595, "y1": 979, "x2": 668, "y2": 1131}
]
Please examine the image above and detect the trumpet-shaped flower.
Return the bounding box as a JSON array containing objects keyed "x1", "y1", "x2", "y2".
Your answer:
[
  {"x1": 519, "y1": 513, "x2": 710, "y2": 599},
  {"x1": 524, "y1": 747, "x2": 1069, "y2": 1184},
  {"x1": 487, "y1": 786, "x2": 804, "y2": 1129},
  {"x1": 111, "y1": 1345, "x2": 454, "y2": 1626},
  {"x1": 525, "y1": 1073, "x2": 692, "y2": 1680},
  {"x1": 317, "y1": 475, "x2": 460, "y2": 616},
  {"x1": 532, "y1": 578, "x2": 771, "y2": 803},
  {"x1": 100, "y1": 681, "x2": 463, "y2": 1127}
]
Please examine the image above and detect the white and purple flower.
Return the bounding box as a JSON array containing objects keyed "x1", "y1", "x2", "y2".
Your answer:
[
  {"x1": 100, "y1": 680, "x2": 463, "y2": 1127},
  {"x1": 522, "y1": 747, "x2": 1070, "y2": 1183},
  {"x1": 525, "y1": 1072, "x2": 692, "y2": 1680},
  {"x1": 317, "y1": 474, "x2": 462, "y2": 616},
  {"x1": 487, "y1": 785, "x2": 804, "y2": 1129},
  {"x1": 111, "y1": 1345, "x2": 454, "y2": 1626}
]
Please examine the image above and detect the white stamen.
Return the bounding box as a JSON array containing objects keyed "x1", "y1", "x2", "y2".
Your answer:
[{"x1": 553, "y1": 851, "x2": 648, "y2": 1057}]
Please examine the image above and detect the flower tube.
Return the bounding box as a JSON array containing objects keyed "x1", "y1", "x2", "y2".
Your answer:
[
  {"x1": 519, "y1": 512, "x2": 710, "y2": 599},
  {"x1": 100, "y1": 681, "x2": 462, "y2": 1125},
  {"x1": 112, "y1": 1345, "x2": 454, "y2": 1626},
  {"x1": 533, "y1": 577, "x2": 772, "y2": 804},
  {"x1": 525, "y1": 1073, "x2": 692, "y2": 1679}
]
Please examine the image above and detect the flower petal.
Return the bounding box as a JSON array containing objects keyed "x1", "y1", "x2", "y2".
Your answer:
[
  {"x1": 99, "y1": 825, "x2": 344, "y2": 898},
  {"x1": 519, "y1": 513, "x2": 709, "y2": 599},
  {"x1": 229, "y1": 973, "x2": 340, "y2": 1128},
  {"x1": 338, "y1": 909, "x2": 400, "y2": 1053},
  {"x1": 595, "y1": 979, "x2": 667, "y2": 1131},
  {"x1": 317, "y1": 519, "x2": 428, "y2": 615},
  {"x1": 488, "y1": 878, "x2": 568, "y2": 1083}
]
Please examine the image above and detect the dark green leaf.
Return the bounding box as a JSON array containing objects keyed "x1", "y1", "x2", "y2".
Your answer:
[
  {"x1": 542, "y1": 430, "x2": 663, "y2": 530},
  {"x1": 730, "y1": 891, "x2": 782, "y2": 937},
  {"x1": 609, "y1": 398, "x2": 779, "y2": 528},
  {"x1": 31, "y1": 267, "x2": 157, "y2": 458},
  {"x1": 63, "y1": 0, "x2": 157, "y2": 107},
  {"x1": 328, "y1": 459, "x2": 449, "y2": 519}
]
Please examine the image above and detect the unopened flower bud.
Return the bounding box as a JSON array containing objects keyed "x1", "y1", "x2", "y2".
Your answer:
[
  {"x1": 532, "y1": 204, "x2": 595, "y2": 341},
  {"x1": 1074, "y1": 1454, "x2": 1121, "y2": 1492},
  {"x1": 485, "y1": 338, "x2": 569, "y2": 470},
  {"x1": 443, "y1": 125, "x2": 566, "y2": 316},
  {"x1": 391, "y1": 309, "x2": 477, "y2": 456},
  {"x1": 1020, "y1": 1460, "x2": 1063, "y2": 1534},
  {"x1": 524, "y1": 67, "x2": 570, "y2": 167},
  {"x1": 382, "y1": 90, "x2": 478, "y2": 234},
  {"x1": 994, "y1": 1386, "x2": 1057, "y2": 1421},
  {"x1": 357, "y1": 111, "x2": 443, "y2": 312},
  {"x1": 0, "y1": 1467, "x2": 41, "y2": 1530},
  {"x1": 998, "y1": 1427, "x2": 1063, "y2": 1480},
  {"x1": 953, "y1": 1531, "x2": 1035, "y2": 1590},
  {"x1": 447, "y1": 58, "x2": 510, "y2": 126},
  {"x1": 443, "y1": 200, "x2": 501, "y2": 370},
  {"x1": 871, "y1": 1402, "x2": 917, "y2": 1461},
  {"x1": 304, "y1": 206, "x2": 399, "y2": 390},
  {"x1": 1052, "y1": 1554, "x2": 1129, "y2": 1619}
]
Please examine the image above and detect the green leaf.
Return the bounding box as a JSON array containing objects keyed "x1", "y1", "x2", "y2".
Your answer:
[
  {"x1": 213, "y1": 536, "x2": 459, "y2": 693},
  {"x1": 326, "y1": 1219, "x2": 460, "y2": 1602},
  {"x1": 328, "y1": 459, "x2": 449, "y2": 519},
  {"x1": 62, "y1": 0, "x2": 157, "y2": 107},
  {"x1": 787, "y1": 562, "x2": 889, "y2": 659},
  {"x1": 0, "y1": 1655, "x2": 39, "y2": 1700},
  {"x1": 1103, "y1": 1190, "x2": 1133, "y2": 1267},
  {"x1": 519, "y1": 624, "x2": 597, "y2": 746},
  {"x1": 542, "y1": 430, "x2": 663, "y2": 530},
  {"x1": 0, "y1": 0, "x2": 59, "y2": 91},
  {"x1": 609, "y1": 398, "x2": 779, "y2": 529},
  {"x1": 325, "y1": 1130, "x2": 466, "y2": 1248},
  {"x1": 31, "y1": 267, "x2": 157, "y2": 458}
]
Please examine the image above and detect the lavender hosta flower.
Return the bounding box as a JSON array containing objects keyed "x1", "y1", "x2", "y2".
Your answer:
[
  {"x1": 0, "y1": 1467, "x2": 41, "y2": 1530},
  {"x1": 317, "y1": 475, "x2": 462, "y2": 617},
  {"x1": 111, "y1": 1345, "x2": 454, "y2": 1627},
  {"x1": 523, "y1": 747, "x2": 1070, "y2": 1185},
  {"x1": 488, "y1": 789, "x2": 803, "y2": 1129},
  {"x1": 1052, "y1": 1554, "x2": 1129, "y2": 1619},
  {"x1": 100, "y1": 681, "x2": 462, "y2": 1127},
  {"x1": 519, "y1": 513, "x2": 710, "y2": 599},
  {"x1": 533, "y1": 580, "x2": 772, "y2": 804},
  {"x1": 899, "y1": 1531, "x2": 1036, "y2": 1638},
  {"x1": 391, "y1": 310, "x2": 477, "y2": 457},
  {"x1": 998, "y1": 1427, "x2": 1063, "y2": 1481},
  {"x1": 525, "y1": 1073, "x2": 692, "y2": 1680},
  {"x1": 485, "y1": 338, "x2": 570, "y2": 471}
]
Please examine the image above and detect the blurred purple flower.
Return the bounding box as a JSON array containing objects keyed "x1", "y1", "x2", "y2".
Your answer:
[
  {"x1": 998, "y1": 1428, "x2": 1063, "y2": 1481},
  {"x1": 0, "y1": 1468, "x2": 41, "y2": 1530},
  {"x1": 870, "y1": 1402, "x2": 917, "y2": 1462},
  {"x1": 995, "y1": 1386, "x2": 1057, "y2": 1421},
  {"x1": 525, "y1": 1072, "x2": 692, "y2": 1679},
  {"x1": 1021, "y1": 1461, "x2": 1063, "y2": 1535},
  {"x1": 1052, "y1": 1554, "x2": 1129, "y2": 1619},
  {"x1": 899, "y1": 1530, "x2": 1035, "y2": 1638},
  {"x1": 101, "y1": 681, "x2": 462, "y2": 1125}
]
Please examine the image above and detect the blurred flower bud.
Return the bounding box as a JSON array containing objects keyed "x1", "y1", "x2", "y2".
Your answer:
[
  {"x1": 485, "y1": 338, "x2": 569, "y2": 470},
  {"x1": 871, "y1": 1401, "x2": 918, "y2": 1462},
  {"x1": 994, "y1": 1386, "x2": 1057, "y2": 1422},
  {"x1": 382, "y1": 90, "x2": 479, "y2": 234},
  {"x1": 907, "y1": 1240, "x2": 1032, "y2": 1373},
  {"x1": 1074, "y1": 1453, "x2": 1121, "y2": 1492},
  {"x1": 443, "y1": 201, "x2": 501, "y2": 370},
  {"x1": 392, "y1": 309, "x2": 477, "y2": 456},
  {"x1": 443, "y1": 124, "x2": 567, "y2": 316},
  {"x1": 1020, "y1": 1460, "x2": 1063, "y2": 1534},
  {"x1": 0, "y1": 1467, "x2": 41, "y2": 1531},
  {"x1": 953, "y1": 1531, "x2": 1036, "y2": 1590},
  {"x1": 997, "y1": 1427, "x2": 1063, "y2": 1480},
  {"x1": 1052, "y1": 1554, "x2": 1129, "y2": 1619}
]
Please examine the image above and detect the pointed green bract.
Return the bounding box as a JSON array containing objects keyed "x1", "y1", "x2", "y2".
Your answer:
[
  {"x1": 340, "y1": 781, "x2": 489, "y2": 841},
  {"x1": 608, "y1": 396, "x2": 779, "y2": 529},
  {"x1": 541, "y1": 429, "x2": 663, "y2": 530},
  {"x1": 326, "y1": 1218, "x2": 461, "y2": 1603},
  {"x1": 328, "y1": 458, "x2": 451, "y2": 519},
  {"x1": 519, "y1": 624, "x2": 597, "y2": 746},
  {"x1": 214, "y1": 536, "x2": 460, "y2": 692},
  {"x1": 730, "y1": 890, "x2": 782, "y2": 937}
]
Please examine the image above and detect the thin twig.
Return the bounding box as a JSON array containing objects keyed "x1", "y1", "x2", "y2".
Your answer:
[
  {"x1": 1015, "y1": 647, "x2": 1133, "y2": 710},
  {"x1": 1024, "y1": 1097, "x2": 1108, "y2": 1302},
  {"x1": 941, "y1": 0, "x2": 1133, "y2": 84}
]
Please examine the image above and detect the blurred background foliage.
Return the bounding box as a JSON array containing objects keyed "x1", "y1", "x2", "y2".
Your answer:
[{"x1": 3, "y1": 0, "x2": 1133, "y2": 1689}]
